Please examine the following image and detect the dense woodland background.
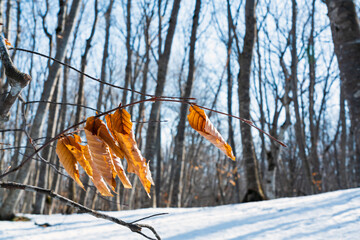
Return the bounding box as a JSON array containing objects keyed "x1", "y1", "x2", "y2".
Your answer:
[{"x1": 0, "y1": 0, "x2": 359, "y2": 220}]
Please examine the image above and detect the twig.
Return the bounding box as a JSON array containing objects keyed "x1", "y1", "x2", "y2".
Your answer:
[
  {"x1": 0, "y1": 97, "x2": 195, "y2": 179},
  {"x1": 10, "y1": 47, "x2": 194, "y2": 101},
  {"x1": 0, "y1": 129, "x2": 24, "y2": 133},
  {"x1": 130, "y1": 213, "x2": 169, "y2": 224},
  {"x1": 25, "y1": 100, "x2": 99, "y2": 112},
  {"x1": 192, "y1": 103, "x2": 288, "y2": 147},
  {"x1": 0, "y1": 181, "x2": 161, "y2": 240}
]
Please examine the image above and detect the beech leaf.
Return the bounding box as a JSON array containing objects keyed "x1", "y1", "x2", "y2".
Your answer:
[
  {"x1": 83, "y1": 144, "x2": 113, "y2": 196},
  {"x1": 63, "y1": 134, "x2": 93, "y2": 177},
  {"x1": 65, "y1": 134, "x2": 113, "y2": 196},
  {"x1": 85, "y1": 117, "x2": 131, "y2": 190},
  {"x1": 56, "y1": 137, "x2": 84, "y2": 189},
  {"x1": 106, "y1": 108, "x2": 154, "y2": 197},
  {"x1": 187, "y1": 105, "x2": 236, "y2": 160}
]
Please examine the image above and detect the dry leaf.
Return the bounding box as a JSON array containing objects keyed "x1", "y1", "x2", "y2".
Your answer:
[
  {"x1": 187, "y1": 105, "x2": 235, "y2": 160},
  {"x1": 65, "y1": 134, "x2": 113, "y2": 196},
  {"x1": 4, "y1": 38, "x2": 12, "y2": 48},
  {"x1": 85, "y1": 117, "x2": 117, "y2": 192},
  {"x1": 106, "y1": 108, "x2": 154, "y2": 197},
  {"x1": 56, "y1": 137, "x2": 84, "y2": 189},
  {"x1": 85, "y1": 117, "x2": 131, "y2": 189},
  {"x1": 109, "y1": 149, "x2": 132, "y2": 189},
  {"x1": 63, "y1": 134, "x2": 93, "y2": 177},
  {"x1": 83, "y1": 144, "x2": 113, "y2": 196}
]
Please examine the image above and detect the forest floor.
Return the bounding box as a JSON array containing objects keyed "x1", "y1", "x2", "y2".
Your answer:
[{"x1": 1, "y1": 187, "x2": 359, "y2": 240}]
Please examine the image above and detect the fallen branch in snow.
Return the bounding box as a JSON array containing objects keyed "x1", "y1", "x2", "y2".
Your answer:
[{"x1": 0, "y1": 181, "x2": 162, "y2": 240}]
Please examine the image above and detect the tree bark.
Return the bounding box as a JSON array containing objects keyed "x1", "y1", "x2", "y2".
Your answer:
[
  {"x1": 75, "y1": 0, "x2": 99, "y2": 209},
  {"x1": 0, "y1": 0, "x2": 81, "y2": 220},
  {"x1": 172, "y1": 0, "x2": 201, "y2": 207},
  {"x1": 121, "y1": 0, "x2": 132, "y2": 106},
  {"x1": 237, "y1": 0, "x2": 265, "y2": 202},
  {"x1": 290, "y1": 0, "x2": 313, "y2": 194},
  {"x1": 226, "y1": 0, "x2": 240, "y2": 203},
  {"x1": 97, "y1": 0, "x2": 114, "y2": 112},
  {"x1": 326, "y1": 0, "x2": 360, "y2": 186},
  {"x1": 33, "y1": 78, "x2": 61, "y2": 214},
  {"x1": 144, "y1": 0, "x2": 181, "y2": 200},
  {"x1": 308, "y1": 0, "x2": 321, "y2": 192}
]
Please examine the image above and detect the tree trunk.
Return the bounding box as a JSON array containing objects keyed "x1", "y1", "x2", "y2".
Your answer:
[
  {"x1": 33, "y1": 78, "x2": 61, "y2": 214},
  {"x1": 172, "y1": 0, "x2": 201, "y2": 208},
  {"x1": 121, "y1": 0, "x2": 132, "y2": 106},
  {"x1": 308, "y1": 0, "x2": 321, "y2": 193},
  {"x1": 144, "y1": 0, "x2": 181, "y2": 200},
  {"x1": 237, "y1": 0, "x2": 265, "y2": 202},
  {"x1": 290, "y1": 0, "x2": 313, "y2": 194},
  {"x1": 226, "y1": 0, "x2": 240, "y2": 203},
  {"x1": 10, "y1": 0, "x2": 21, "y2": 61},
  {"x1": 0, "y1": 0, "x2": 81, "y2": 220},
  {"x1": 339, "y1": 81, "x2": 347, "y2": 188},
  {"x1": 326, "y1": 0, "x2": 360, "y2": 186},
  {"x1": 76, "y1": 0, "x2": 99, "y2": 209},
  {"x1": 97, "y1": 0, "x2": 114, "y2": 111}
]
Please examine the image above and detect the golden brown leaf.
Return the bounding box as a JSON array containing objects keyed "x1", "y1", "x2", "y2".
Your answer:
[
  {"x1": 64, "y1": 134, "x2": 113, "y2": 196},
  {"x1": 82, "y1": 145, "x2": 113, "y2": 196},
  {"x1": 56, "y1": 137, "x2": 84, "y2": 189},
  {"x1": 85, "y1": 116, "x2": 125, "y2": 159},
  {"x1": 85, "y1": 117, "x2": 131, "y2": 190},
  {"x1": 85, "y1": 118, "x2": 117, "y2": 192},
  {"x1": 109, "y1": 149, "x2": 132, "y2": 188},
  {"x1": 187, "y1": 105, "x2": 235, "y2": 160},
  {"x1": 106, "y1": 109, "x2": 154, "y2": 197},
  {"x1": 63, "y1": 134, "x2": 93, "y2": 177}
]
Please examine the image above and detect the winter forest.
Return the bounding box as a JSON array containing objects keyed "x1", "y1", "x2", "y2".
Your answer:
[{"x1": 0, "y1": 0, "x2": 359, "y2": 236}]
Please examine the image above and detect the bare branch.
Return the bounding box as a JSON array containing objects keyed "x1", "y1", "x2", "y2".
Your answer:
[
  {"x1": 0, "y1": 36, "x2": 31, "y2": 122},
  {"x1": 0, "y1": 181, "x2": 161, "y2": 240},
  {"x1": 9, "y1": 47, "x2": 194, "y2": 101}
]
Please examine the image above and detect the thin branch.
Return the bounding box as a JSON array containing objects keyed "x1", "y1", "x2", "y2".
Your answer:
[
  {"x1": 0, "y1": 181, "x2": 161, "y2": 240},
  {"x1": 0, "y1": 96, "x2": 286, "y2": 179},
  {"x1": 0, "y1": 129, "x2": 23, "y2": 133},
  {"x1": 25, "y1": 100, "x2": 99, "y2": 112},
  {"x1": 193, "y1": 103, "x2": 288, "y2": 147},
  {"x1": 0, "y1": 97, "x2": 195, "y2": 179},
  {"x1": 130, "y1": 213, "x2": 169, "y2": 224},
  {"x1": 9, "y1": 47, "x2": 195, "y2": 101}
]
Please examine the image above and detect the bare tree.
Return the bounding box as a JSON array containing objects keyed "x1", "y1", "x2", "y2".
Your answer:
[
  {"x1": 0, "y1": 0, "x2": 82, "y2": 220},
  {"x1": 233, "y1": 0, "x2": 266, "y2": 201},
  {"x1": 97, "y1": 0, "x2": 114, "y2": 111},
  {"x1": 74, "y1": 0, "x2": 99, "y2": 209},
  {"x1": 121, "y1": 0, "x2": 132, "y2": 106},
  {"x1": 144, "y1": 0, "x2": 181, "y2": 204},
  {"x1": 172, "y1": 0, "x2": 201, "y2": 207},
  {"x1": 326, "y1": 0, "x2": 360, "y2": 185}
]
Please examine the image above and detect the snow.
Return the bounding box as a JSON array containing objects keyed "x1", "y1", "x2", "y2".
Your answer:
[{"x1": 1, "y1": 188, "x2": 360, "y2": 240}]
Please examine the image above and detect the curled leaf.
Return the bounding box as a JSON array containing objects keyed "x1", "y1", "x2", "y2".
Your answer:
[
  {"x1": 85, "y1": 117, "x2": 131, "y2": 190},
  {"x1": 64, "y1": 134, "x2": 113, "y2": 196},
  {"x1": 83, "y1": 145, "x2": 113, "y2": 196},
  {"x1": 85, "y1": 118, "x2": 117, "y2": 191},
  {"x1": 187, "y1": 105, "x2": 235, "y2": 160},
  {"x1": 63, "y1": 134, "x2": 93, "y2": 177},
  {"x1": 56, "y1": 137, "x2": 84, "y2": 189},
  {"x1": 106, "y1": 109, "x2": 154, "y2": 197}
]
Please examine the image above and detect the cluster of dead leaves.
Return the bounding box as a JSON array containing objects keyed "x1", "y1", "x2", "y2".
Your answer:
[
  {"x1": 56, "y1": 108, "x2": 153, "y2": 197},
  {"x1": 56, "y1": 105, "x2": 235, "y2": 197}
]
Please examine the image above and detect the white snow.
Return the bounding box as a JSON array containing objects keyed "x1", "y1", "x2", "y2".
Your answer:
[{"x1": 1, "y1": 188, "x2": 359, "y2": 240}]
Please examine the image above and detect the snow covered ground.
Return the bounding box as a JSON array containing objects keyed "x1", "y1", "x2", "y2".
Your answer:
[{"x1": 1, "y1": 188, "x2": 359, "y2": 240}]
